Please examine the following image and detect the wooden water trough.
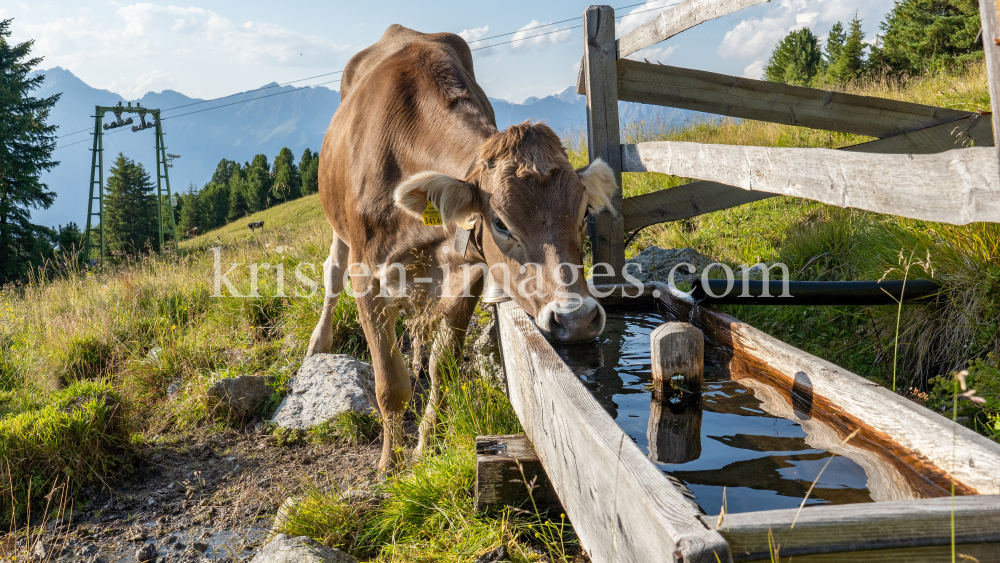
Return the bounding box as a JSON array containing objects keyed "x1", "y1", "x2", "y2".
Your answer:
[{"x1": 493, "y1": 284, "x2": 1000, "y2": 562}]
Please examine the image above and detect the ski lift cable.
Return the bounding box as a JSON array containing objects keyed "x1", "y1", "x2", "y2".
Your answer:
[
  {"x1": 463, "y1": 1, "x2": 652, "y2": 44},
  {"x1": 53, "y1": 1, "x2": 682, "y2": 149}
]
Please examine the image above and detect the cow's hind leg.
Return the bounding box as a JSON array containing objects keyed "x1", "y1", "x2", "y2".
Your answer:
[{"x1": 305, "y1": 233, "x2": 349, "y2": 358}]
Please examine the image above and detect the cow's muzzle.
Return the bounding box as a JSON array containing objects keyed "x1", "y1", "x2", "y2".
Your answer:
[{"x1": 536, "y1": 296, "x2": 606, "y2": 343}]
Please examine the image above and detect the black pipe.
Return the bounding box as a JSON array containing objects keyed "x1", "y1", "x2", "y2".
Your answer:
[{"x1": 688, "y1": 279, "x2": 942, "y2": 306}]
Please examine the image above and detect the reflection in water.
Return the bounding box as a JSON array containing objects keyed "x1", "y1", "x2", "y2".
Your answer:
[{"x1": 555, "y1": 311, "x2": 879, "y2": 514}]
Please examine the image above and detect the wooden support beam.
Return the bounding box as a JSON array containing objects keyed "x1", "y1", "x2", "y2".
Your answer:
[
  {"x1": 980, "y1": 0, "x2": 1000, "y2": 165},
  {"x1": 650, "y1": 322, "x2": 704, "y2": 398},
  {"x1": 583, "y1": 5, "x2": 626, "y2": 280},
  {"x1": 475, "y1": 434, "x2": 560, "y2": 515},
  {"x1": 617, "y1": 0, "x2": 770, "y2": 60},
  {"x1": 496, "y1": 301, "x2": 732, "y2": 563},
  {"x1": 620, "y1": 141, "x2": 1000, "y2": 225},
  {"x1": 616, "y1": 59, "x2": 974, "y2": 139},
  {"x1": 620, "y1": 113, "x2": 994, "y2": 231},
  {"x1": 703, "y1": 495, "x2": 1000, "y2": 562},
  {"x1": 654, "y1": 283, "x2": 1000, "y2": 496}
]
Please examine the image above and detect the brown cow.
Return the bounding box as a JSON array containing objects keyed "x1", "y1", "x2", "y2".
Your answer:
[{"x1": 306, "y1": 25, "x2": 618, "y2": 471}]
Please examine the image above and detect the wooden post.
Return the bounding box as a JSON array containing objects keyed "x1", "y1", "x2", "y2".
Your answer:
[
  {"x1": 648, "y1": 396, "x2": 702, "y2": 464},
  {"x1": 650, "y1": 322, "x2": 704, "y2": 400},
  {"x1": 980, "y1": 0, "x2": 1000, "y2": 164},
  {"x1": 583, "y1": 5, "x2": 625, "y2": 282},
  {"x1": 475, "y1": 434, "x2": 560, "y2": 515}
]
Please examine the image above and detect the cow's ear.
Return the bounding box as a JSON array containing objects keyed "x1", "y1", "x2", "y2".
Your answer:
[
  {"x1": 394, "y1": 171, "x2": 483, "y2": 226},
  {"x1": 576, "y1": 158, "x2": 618, "y2": 216}
]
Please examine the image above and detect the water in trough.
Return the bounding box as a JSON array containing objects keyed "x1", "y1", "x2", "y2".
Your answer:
[{"x1": 554, "y1": 311, "x2": 906, "y2": 515}]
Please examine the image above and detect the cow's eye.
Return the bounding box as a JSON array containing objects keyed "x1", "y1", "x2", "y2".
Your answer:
[{"x1": 492, "y1": 217, "x2": 510, "y2": 235}]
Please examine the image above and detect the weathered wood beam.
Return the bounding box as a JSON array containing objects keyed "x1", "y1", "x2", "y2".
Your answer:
[
  {"x1": 620, "y1": 113, "x2": 994, "y2": 231},
  {"x1": 617, "y1": 0, "x2": 770, "y2": 60},
  {"x1": 979, "y1": 0, "x2": 1000, "y2": 164},
  {"x1": 703, "y1": 495, "x2": 1000, "y2": 562},
  {"x1": 496, "y1": 301, "x2": 732, "y2": 563},
  {"x1": 475, "y1": 434, "x2": 560, "y2": 515},
  {"x1": 616, "y1": 59, "x2": 974, "y2": 139},
  {"x1": 654, "y1": 283, "x2": 1000, "y2": 496},
  {"x1": 620, "y1": 141, "x2": 1000, "y2": 225},
  {"x1": 583, "y1": 5, "x2": 626, "y2": 279}
]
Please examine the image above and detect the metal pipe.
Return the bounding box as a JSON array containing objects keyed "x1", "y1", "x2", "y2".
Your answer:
[{"x1": 689, "y1": 279, "x2": 942, "y2": 306}]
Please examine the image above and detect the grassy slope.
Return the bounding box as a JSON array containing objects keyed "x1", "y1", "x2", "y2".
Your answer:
[{"x1": 178, "y1": 193, "x2": 327, "y2": 250}]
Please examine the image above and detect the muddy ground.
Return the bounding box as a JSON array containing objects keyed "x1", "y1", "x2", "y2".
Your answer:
[{"x1": 5, "y1": 426, "x2": 381, "y2": 563}]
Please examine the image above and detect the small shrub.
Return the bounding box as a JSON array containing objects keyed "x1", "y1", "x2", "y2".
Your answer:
[
  {"x1": 309, "y1": 411, "x2": 381, "y2": 446},
  {"x1": 0, "y1": 381, "x2": 133, "y2": 526},
  {"x1": 927, "y1": 354, "x2": 1000, "y2": 440}
]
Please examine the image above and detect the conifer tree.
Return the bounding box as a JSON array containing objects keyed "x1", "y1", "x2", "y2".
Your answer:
[
  {"x1": 271, "y1": 147, "x2": 300, "y2": 204},
  {"x1": 873, "y1": 0, "x2": 981, "y2": 75},
  {"x1": 0, "y1": 19, "x2": 60, "y2": 283},
  {"x1": 825, "y1": 16, "x2": 868, "y2": 84},
  {"x1": 178, "y1": 184, "x2": 203, "y2": 234},
  {"x1": 199, "y1": 181, "x2": 229, "y2": 229},
  {"x1": 104, "y1": 154, "x2": 158, "y2": 255},
  {"x1": 244, "y1": 155, "x2": 272, "y2": 213},
  {"x1": 764, "y1": 28, "x2": 823, "y2": 85},
  {"x1": 227, "y1": 165, "x2": 247, "y2": 221},
  {"x1": 301, "y1": 149, "x2": 319, "y2": 195}
]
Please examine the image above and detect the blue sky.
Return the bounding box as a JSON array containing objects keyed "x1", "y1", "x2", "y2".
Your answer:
[{"x1": 5, "y1": 0, "x2": 897, "y2": 103}]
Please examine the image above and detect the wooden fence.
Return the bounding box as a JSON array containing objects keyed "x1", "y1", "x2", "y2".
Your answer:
[{"x1": 577, "y1": 0, "x2": 1000, "y2": 274}]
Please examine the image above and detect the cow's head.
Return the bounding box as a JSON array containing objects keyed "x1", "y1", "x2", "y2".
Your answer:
[{"x1": 394, "y1": 122, "x2": 616, "y2": 342}]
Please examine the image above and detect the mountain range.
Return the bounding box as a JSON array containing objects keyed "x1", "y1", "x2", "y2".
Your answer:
[{"x1": 33, "y1": 67, "x2": 704, "y2": 229}]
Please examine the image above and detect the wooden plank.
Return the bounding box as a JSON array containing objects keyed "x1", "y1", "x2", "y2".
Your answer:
[
  {"x1": 620, "y1": 114, "x2": 994, "y2": 231},
  {"x1": 701, "y1": 495, "x2": 1000, "y2": 561},
  {"x1": 654, "y1": 284, "x2": 1000, "y2": 496},
  {"x1": 616, "y1": 59, "x2": 974, "y2": 139},
  {"x1": 496, "y1": 301, "x2": 732, "y2": 563},
  {"x1": 618, "y1": 0, "x2": 770, "y2": 60},
  {"x1": 650, "y1": 322, "x2": 703, "y2": 398},
  {"x1": 583, "y1": 5, "x2": 626, "y2": 280},
  {"x1": 620, "y1": 141, "x2": 1000, "y2": 225},
  {"x1": 475, "y1": 434, "x2": 560, "y2": 515},
  {"x1": 980, "y1": 0, "x2": 1000, "y2": 165}
]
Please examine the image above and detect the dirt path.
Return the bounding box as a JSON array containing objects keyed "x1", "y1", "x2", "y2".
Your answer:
[{"x1": 6, "y1": 426, "x2": 380, "y2": 563}]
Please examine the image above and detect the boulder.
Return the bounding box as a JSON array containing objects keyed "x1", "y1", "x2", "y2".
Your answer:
[
  {"x1": 249, "y1": 534, "x2": 356, "y2": 563},
  {"x1": 625, "y1": 246, "x2": 711, "y2": 285},
  {"x1": 207, "y1": 375, "x2": 273, "y2": 413},
  {"x1": 271, "y1": 354, "x2": 376, "y2": 430}
]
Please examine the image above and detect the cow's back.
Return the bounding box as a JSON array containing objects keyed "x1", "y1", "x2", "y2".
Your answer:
[{"x1": 319, "y1": 25, "x2": 497, "y2": 260}]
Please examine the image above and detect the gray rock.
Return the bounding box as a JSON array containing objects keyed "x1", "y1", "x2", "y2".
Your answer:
[
  {"x1": 625, "y1": 246, "x2": 711, "y2": 285},
  {"x1": 271, "y1": 355, "x2": 376, "y2": 430},
  {"x1": 270, "y1": 496, "x2": 301, "y2": 534},
  {"x1": 248, "y1": 534, "x2": 355, "y2": 563},
  {"x1": 135, "y1": 542, "x2": 157, "y2": 562},
  {"x1": 207, "y1": 375, "x2": 273, "y2": 413}
]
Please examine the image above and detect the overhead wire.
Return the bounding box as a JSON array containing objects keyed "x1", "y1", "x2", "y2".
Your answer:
[{"x1": 55, "y1": 1, "x2": 682, "y2": 151}]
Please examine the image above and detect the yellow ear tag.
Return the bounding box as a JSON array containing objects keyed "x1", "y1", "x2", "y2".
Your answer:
[{"x1": 422, "y1": 200, "x2": 443, "y2": 226}]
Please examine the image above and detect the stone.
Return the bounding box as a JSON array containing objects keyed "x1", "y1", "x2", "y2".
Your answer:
[
  {"x1": 248, "y1": 535, "x2": 356, "y2": 563},
  {"x1": 191, "y1": 541, "x2": 209, "y2": 552},
  {"x1": 271, "y1": 354, "x2": 376, "y2": 430},
  {"x1": 270, "y1": 496, "x2": 301, "y2": 534},
  {"x1": 625, "y1": 246, "x2": 711, "y2": 285},
  {"x1": 207, "y1": 375, "x2": 273, "y2": 414},
  {"x1": 135, "y1": 542, "x2": 157, "y2": 562},
  {"x1": 475, "y1": 545, "x2": 507, "y2": 563}
]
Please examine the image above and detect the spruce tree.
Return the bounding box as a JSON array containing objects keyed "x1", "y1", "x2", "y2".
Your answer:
[
  {"x1": 0, "y1": 19, "x2": 60, "y2": 283},
  {"x1": 199, "y1": 181, "x2": 229, "y2": 229},
  {"x1": 227, "y1": 165, "x2": 247, "y2": 221},
  {"x1": 874, "y1": 0, "x2": 982, "y2": 75},
  {"x1": 178, "y1": 184, "x2": 203, "y2": 234},
  {"x1": 104, "y1": 153, "x2": 158, "y2": 256},
  {"x1": 210, "y1": 158, "x2": 238, "y2": 187},
  {"x1": 301, "y1": 150, "x2": 319, "y2": 195},
  {"x1": 825, "y1": 16, "x2": 868, "y2": 84},
  {"x1": 271, "y1": 147, "x2": 301, "y2": 204},
  {"x1": 764, "y1": 28, "x2": 823, "y2": 85},
  {"x1": 244, "y1": 155, "x2": 272, "y2": 213}
]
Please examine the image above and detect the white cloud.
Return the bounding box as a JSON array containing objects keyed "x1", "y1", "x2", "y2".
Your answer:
[
  {"x1": 459, "y1": 25, "x2": 489, "y2": 43},
  {"x1": 509, "y1": 20, "x2": 573, "y2": 52},
  {"x1": 19, "y1": 2, "x2": 351, "y2": 95},
  {"x1": 742, "y1": 59, "x2": 766, "y2": 79},
  {"x1": 107, "y1": 69, "x2": 174, "y2": 99}
]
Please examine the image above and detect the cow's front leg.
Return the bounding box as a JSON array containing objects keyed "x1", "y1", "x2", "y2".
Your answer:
[
  {"x1": 353, "y1": 272, "x2": 411, "y2": 472},
  {"x1": 306, "y1": 233, "x2": 349, "y2": 358},
  {"x1": 416, "y1": 282, "x2": 483, "y2": 457}
]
